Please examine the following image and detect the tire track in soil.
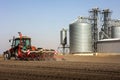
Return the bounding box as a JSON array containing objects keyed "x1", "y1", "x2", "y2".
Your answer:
[{"x1": 0, "y1": 61, "x2": 120, "y2": 80}]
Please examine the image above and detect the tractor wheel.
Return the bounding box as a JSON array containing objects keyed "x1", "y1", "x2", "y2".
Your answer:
[
  {"x1": 15, "y1": 52, "x2": 18, "y2": 60},
  {"x1": 3, "y1": 51, "x2": 11, "y2": 60}
]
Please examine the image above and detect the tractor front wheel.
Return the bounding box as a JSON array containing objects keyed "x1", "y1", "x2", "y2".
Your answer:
[{"x1": 3, "y1": 51, "x2": 11, "y2": 60}]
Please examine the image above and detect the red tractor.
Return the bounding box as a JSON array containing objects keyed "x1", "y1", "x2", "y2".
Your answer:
[{"x1": 3, "y1": 32, "x2": 56, "y2": 61}]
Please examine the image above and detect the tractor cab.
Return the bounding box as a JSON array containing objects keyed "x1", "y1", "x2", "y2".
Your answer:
[{"x1": 14, "y1": 36, "x2": 31, "y2": 50}]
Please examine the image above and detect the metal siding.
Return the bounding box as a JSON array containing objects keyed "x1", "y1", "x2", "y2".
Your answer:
[{"x1": 97, "y1": 40, "x2": 120, "y2": 53}]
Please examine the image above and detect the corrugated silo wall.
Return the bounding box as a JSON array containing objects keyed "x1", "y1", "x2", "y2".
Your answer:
[
  {"x1": 97, "y1": 40, "x2": 120, "y2": 53},
  {"x1": 69, "y1": 22, "x2": 93, "y2": 53},
  {"x1": 111, "y1": 26, "x2": 120, "y2": 38}
]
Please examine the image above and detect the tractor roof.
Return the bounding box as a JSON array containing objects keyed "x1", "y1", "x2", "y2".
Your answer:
[{"x1": 15, "y1": 36, "x2": 31, "y2": 40}]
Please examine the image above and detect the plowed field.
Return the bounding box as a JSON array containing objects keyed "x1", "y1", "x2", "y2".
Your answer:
[{"x1": 0, "y1": 55, "x2": 120, "y2": 80}]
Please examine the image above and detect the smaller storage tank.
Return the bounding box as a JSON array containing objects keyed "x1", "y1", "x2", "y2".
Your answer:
[
  {"x1": 60, "y1": 28, "x2": 67, "y2": 45},
  {"x1": 69, "y1": 17, "x2": 93, "y2": 53},
  {"x1": 111, "y1": 26, "x2": 120, "y2": 38},
  {"x1": 111, "y1": 20, "x2": 120, "y2": 38}
]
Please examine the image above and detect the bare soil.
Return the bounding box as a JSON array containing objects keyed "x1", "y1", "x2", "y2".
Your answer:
[{"x1": 0, "y1": 55, "x2": 120, "y2": 80}]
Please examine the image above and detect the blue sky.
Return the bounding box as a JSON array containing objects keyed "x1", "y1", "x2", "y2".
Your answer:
[{"x1": 0, "y1": 0, "x2": 120, "y2": 53}]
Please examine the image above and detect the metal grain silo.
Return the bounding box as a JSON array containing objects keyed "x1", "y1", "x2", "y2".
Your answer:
[
  {"x1": 111, "y1": 26, "x2": 120, "y2": 38},
  {"x1": 60, "y1": 28, "x2": 67, "y2": 45},
  {"x1": 69, "y1": 17, "x2": 93, "y2": 53}
]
